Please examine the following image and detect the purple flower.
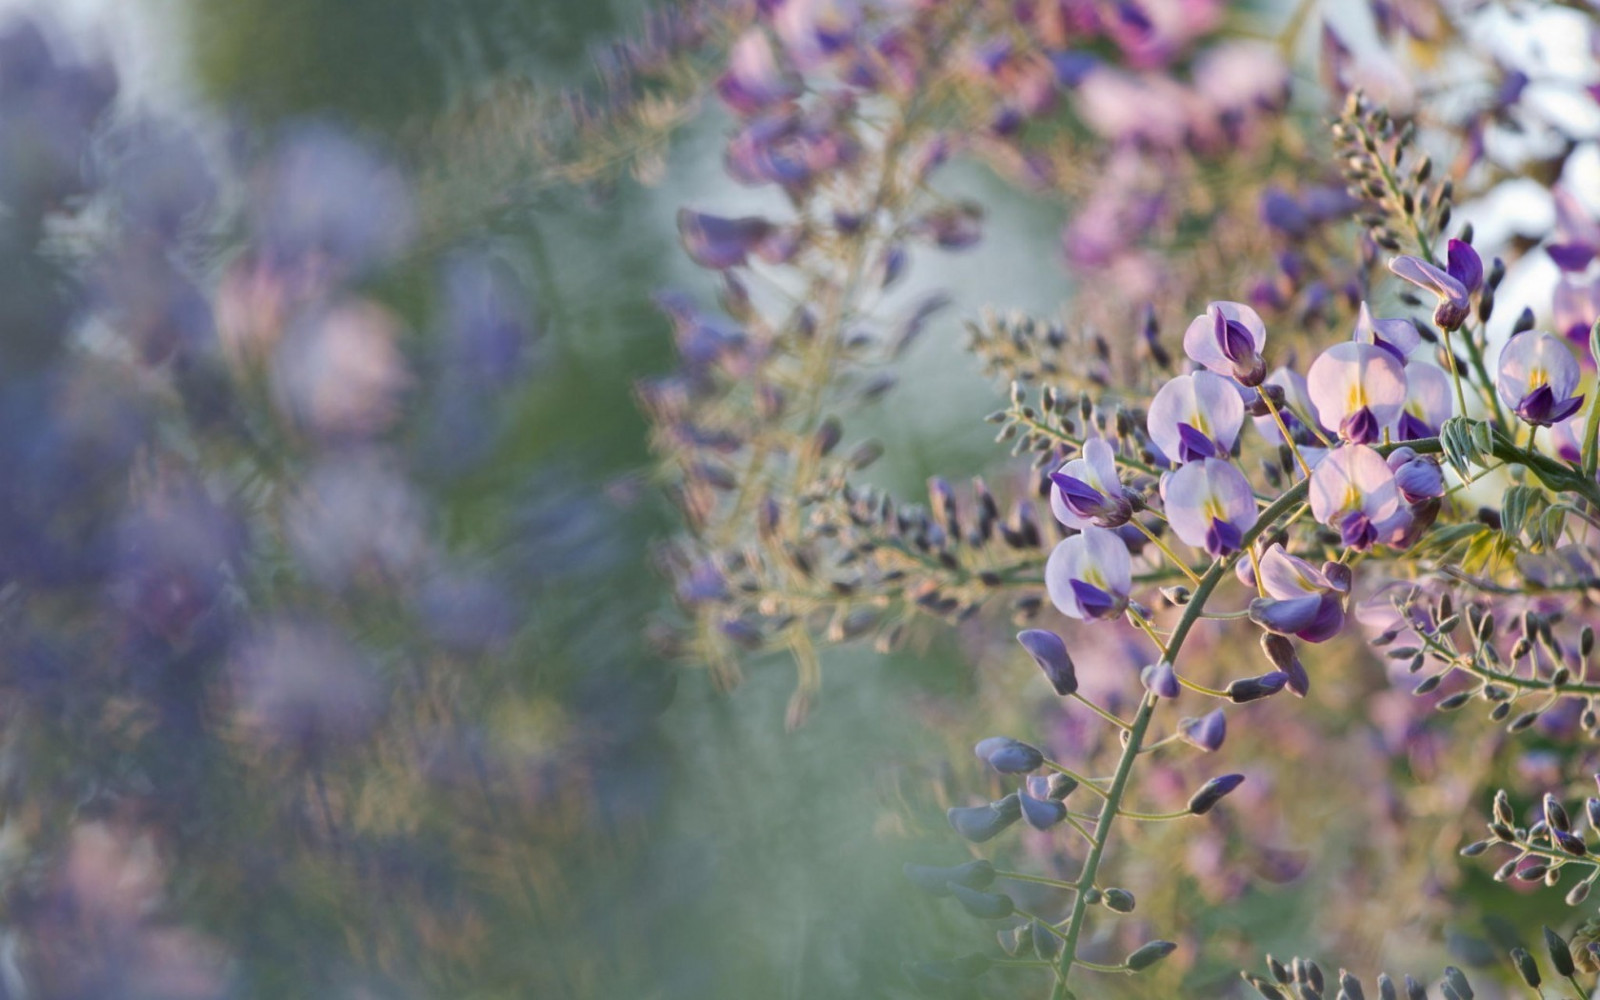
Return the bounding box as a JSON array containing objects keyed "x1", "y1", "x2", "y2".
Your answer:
[
  {"x1": 1248, "y1": 544, "x2": 1345, "y2": 642},
  {"x1": 1548, "y1": 186, "x2": 1600, "y2": 272},
  {"x1": 1183, "y1": 300, "x2": 1267, "y2": 386},
  {"x1": 271, "y1": 298, "x2": 412, "y2": 440},
  {"x1": 1306, "y1": 342, "x2": 1406, "y2": 444},
  {"x1": 229, "y1": 618, "x2": 386, "y2": 749},
  {"x1": 1497, "y1": 331, "x2": 1584, "y2": 427},
  {"x1": 677, "y1": 209, "x2": 792, "y2": 270},
  {"x1": 1386, "y1": 446, "x2": 1446, "y2": 503},
  {"x1": 1553, "y1": 275, "x2": 1600, "y2": 354},
  {"x1": 1446, "y1": 239, "x2": 1483, "y2": 295},
  {"x1": 1160, "y1": 458, "x2": 1258, "y2": 558},
  {"x1": 1388, "y1": 254, "x2": 1471, "y2": 331},
  {"x1": 1045, "y1": 525, "x2": 1132, "y2": 621},
  {"x1": 1147, "y1": 370, "x2": 1244, "y2": 464},
  {"x1": 1351, "y1": 301, "x2": 1420, "y2": 362},
  {"x1": 716, "y1": 30, "x2": 798, "y2": 116},
  {"x1": 1394, "y1": 361, "x2": 1453, "y2": 440},
  {"x1": 1551, "y1": 413, "x2": 1587, "y2": 465},
  {"x1": 773, "y1": 0, "x2": 862, "y2": 70},
  {"x1": 1309, "y1": 444, "x2": 1405, "y2": 552},
  {"x1": 1049, "y1": 438, "x2": 1130, "y2": 529}
]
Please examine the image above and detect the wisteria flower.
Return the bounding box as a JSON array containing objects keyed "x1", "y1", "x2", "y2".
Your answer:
[
  {"x1": 1160, "y1": 458, "x2": 1258, "y2": 558},
  {"x1": 1551, "y1": 412, "x2": 1587, "y2": 465},
  {"x1": 1395, "y1": 361, "x2": 1452, "y2": 440},
  {"x1": 1549, "y1": 186, "x2": 1600, "y2": 272},
  {"x1": 1306, "y1": 342, "x2": 1406, "y2": 444},
  {"x1": 1049, "y1": 438, "x2": 1131, "y2": 529},
  {"x1": 1147, "y1": 370, "x2": 1244, "y2": 463},
  {"x1": 1183, "y1": 300, "x2": 1268, "y2": 386},
  {"x1": 1388, "y1": 247, "x2": 1475, "y2": 331},
  {"x1": 1554, "y1": 275, "x2": 1600, "y2": 355},
  {"x1": 1496, "y1": 331, "x2": 1584, "y2": 427},
  {"x1": 1044, "y1": 525, "x2": 1132, "y2": 622},
  {"x1": 715, "y1": 30, "x2": 798, "y2": 117},
  {"x1": 1351, "y1": 301, "x2": 1420, "y2": 361},
  {"x1": 773, "y1": 0, "x2": 862, "y2": 70},
  {"x1": 1248, "y1": 544, "x2": 1346, "y2": 643},
  {"x1": 677, "y1": 209, "x2": 793, "y2": 270},
  {"x1": 1309, "y1": 444, "x2": 1405, "y2": 551}
]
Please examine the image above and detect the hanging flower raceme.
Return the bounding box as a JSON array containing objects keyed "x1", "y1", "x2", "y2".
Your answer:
[
  {"x1": 1306, "y1": 341, "x2": 1406, "y2": 445},
  {"x1": 1309, "y1": 444, "x2": 1405, "y2": 551},
  {"x1": 1045, "y1": 524, "x2": 1132, "y2": 622},
  {"x1": 1160, "y1": 457, "x2": 1258, "y2": 558},
  {"x1": 1248, "y1": 544, "x2": 1348, "y2": 642},
  {"x1": 1183, "y1": 300, "x2": 1268, "y2": 386},
  {"x1": 1497, "y1": 330, "x2": 1584, "y2": 427},
  {"x1": 1147, "y1": 370, "x2": 1244, "y2": 464},
  {"x1": 1388, "y1": 241, "x2": 1481, "y2": 331},
  {"x1": 1049, "y1": 437, "x2": 1131, "y2": 529}
]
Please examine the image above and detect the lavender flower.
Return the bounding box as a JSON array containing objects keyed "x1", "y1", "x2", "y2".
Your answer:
[
  {"x1": 1045, "y1": 525, "x2": 1132, "y2": 621},
  {"x1": 1549, "y1": 186, "x2": 1600, "y2": 272},
  {"x1": 1395, "y1": 361, "x2": 1453, "y2": 440},
  {"x1": 1497, "y1": 330, "x2": 1585, "y2": 426},
  {"x1": 1248, "y1": 544, "x2": 1345, "y2": 642},
  {"x1": 1385, "y1": 446, "x2": 1446, "y2": 504},
  {"x1": 716, "y1": 30, "x2": 798, "y2": 116},
  {"x1": 1351, "y1": 301, "x2": 1420, "y2": 362},
  {"x1": 1147, "y1": 370, "x2": 1244, "y2": 463},
  {"x1": 1309, "y1": 444, "x2": 1405, "y2": 551},
  {"x1": 1388, "y1": 252, "x2": 1473, "y2": 331},
  {"x1": 1160, "y1": 457, "x2": 1258, "y2": 558},
  {"x1": 1048, "y1": 437, "x2": 1131, "y2": 529},
  {"x1": 1182, "y1": 300, "x2": 1268, "y2": 386},
  {"x1": 1306, "y1": 342, "x2": 1406, "y2": 445}
]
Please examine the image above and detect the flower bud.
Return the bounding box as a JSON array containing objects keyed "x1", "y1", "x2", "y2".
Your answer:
[
  {"x1": 1188, "y1": 774, "x2": 1246, "y2": 815},
  {"x1": 948, "y1": 882, "x2": 1014, "y2": 919},
  {"x1": 1545, "y1": 926, "x2": 1576, "y2": 977},
  {"x1": 1511, "y1": 947, "x2": 1541, "y2": 987},
  {"x1": 903, "y1": 859, "x2": 997, "y2": 896},
  {"x1": 1017, "y1": 629, "x2": 1078, "y2": 696},
  {"x1": 1125, "y1": 940, "x2": 1177, "y2": 972},
  {"x1": 1103, "y1": 887, "x2": 1135, "y2": 912},
  {"x1": 974, "y1": 737, "x2": 1044, "y2": 774}
]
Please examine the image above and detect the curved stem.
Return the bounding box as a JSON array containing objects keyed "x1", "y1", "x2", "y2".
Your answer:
[{"x1": 1051, "y1": 475, "x2": 1318, "y2": 992}]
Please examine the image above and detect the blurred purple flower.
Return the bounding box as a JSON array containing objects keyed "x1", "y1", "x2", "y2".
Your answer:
[
  {"x1": 271, "y1": 298, "x2": 412, "y2": 440},
  {"x1": 1549, "y1": 186, "x2": 1600, "y2": 272},
  {"x1": 286, "y1": 451, "x2": 429, "y2": 591},
  {"x1": 716, "y1": 29, "x2": 798, "y2": 116},
  {"x1": 1497, "y1": 331, "x2": 1584, "y2": 427},
  {"x1": 229, "y1": 617, "x2": 385, "y2": 749}
]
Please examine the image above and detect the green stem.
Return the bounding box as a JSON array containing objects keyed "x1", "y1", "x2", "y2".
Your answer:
[{"x1": 1051, "y1": 476, "x2": 1318, "y2": 992}]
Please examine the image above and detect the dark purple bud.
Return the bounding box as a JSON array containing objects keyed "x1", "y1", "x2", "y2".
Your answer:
[
  {"x1": 1102, "y1": 887, "x2": 1135, "y2": 912},
  {"x1": 1545, "y1": 793, "x2": 1572, "y2": 832},
  {"x1": 1017, "y1": 629, "x2": 1078, "y2": 696},
  {"x1": 1029, "y1": 772, "x2": 1078, "y2": 801},
  {"x1": 903, "y1": 859, "x2": 996, "y2": 896},
  {"x1": 1545, "y1": 926, "x2": 1576, "y2": 977},
  {"x1": 1142, "y1": 661, "x2": 1179, "y2": 699},
  {"x1": 974, "y1": 737, "x2": 1044, "y2": 774},
  {"x1": 1188, "y1": 774, "x2": 1246, "y2": 815},
  {"x1": 1227, "y1": 672, "x2": 1288, "y2": 703},
  {"x1": 1179, "y1": 710, "x2": 1227, "y2": 752},
  {"x1": 1125, "y1": 940, "x2": 1177, "y2": 972},
  {"x1": 1393, "y1": 457, "x2": 1444, "y2": 503},
  {"x1": 1019, "y1": 790, "x2": 1068, "y2": 830},
  {"x1": 1446, "y1": 239, "x2": 1483, "y2": 295}
]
